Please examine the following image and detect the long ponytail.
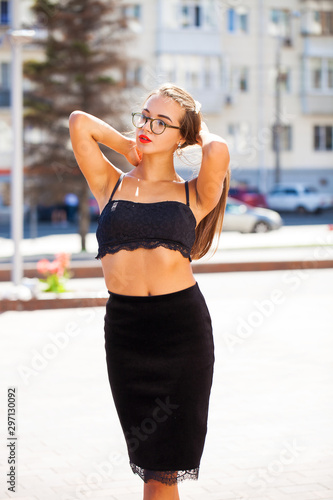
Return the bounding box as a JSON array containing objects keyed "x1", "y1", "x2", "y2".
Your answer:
[{"x1": 191, "y1": 166, "x2": 230, "y2": 260}]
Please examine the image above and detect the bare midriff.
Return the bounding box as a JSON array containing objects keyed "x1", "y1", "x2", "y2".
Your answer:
[{"x1": 100, "y1": 246, "x2": 196, "y2": 296}]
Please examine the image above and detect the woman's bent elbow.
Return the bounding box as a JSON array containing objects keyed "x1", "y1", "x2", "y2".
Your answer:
[{"x1": 69, "y1": 110, "x2": 84, "y2": 124}]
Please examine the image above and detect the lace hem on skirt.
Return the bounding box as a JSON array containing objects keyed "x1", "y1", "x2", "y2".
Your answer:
[{"x1": 130, "y1": 462, "x2": 199, "y2": 485}]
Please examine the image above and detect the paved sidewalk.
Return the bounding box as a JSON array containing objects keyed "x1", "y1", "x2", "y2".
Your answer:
[
  {"x1": 1, "y1": 224, "x2": 333, "y2": 263},
  {"x1": 1, "y1": 269, "x2": 333, "y2": 500}
]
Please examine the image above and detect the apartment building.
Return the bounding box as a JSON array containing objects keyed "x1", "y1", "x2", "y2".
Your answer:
[
  {"x1": 123, "y1": 0, "x2": 333, "y2": 192},
  {"x1": 0, "y1": 0, "x2": 332, "y2": 196}
]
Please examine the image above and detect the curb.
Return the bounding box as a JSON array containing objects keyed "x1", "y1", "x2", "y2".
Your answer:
[
  {"x1": 0, "y1": 260, "x2": 103, "y2": 282},
  {"x1": 0, "y1": 295, "x2": 107, "y2": 313},
  {"x1": 1, "y1": 258, "x2": 333, "y2": 282}
]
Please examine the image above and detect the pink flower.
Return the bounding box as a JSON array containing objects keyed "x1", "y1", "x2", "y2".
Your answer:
[
  {"x1": 48, "y1": 260, "x2": 62, "y2": 276},
  {"x1": 55, "y1": 253, "x2": 70, "y2": 271},
  {"x1": 37, "y1": 259, "x2": 51, "y2": 276}
]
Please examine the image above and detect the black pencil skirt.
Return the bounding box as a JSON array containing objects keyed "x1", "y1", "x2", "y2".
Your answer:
[{"x1": 104, "y1": 281, "x2": 215, "y2": 485}]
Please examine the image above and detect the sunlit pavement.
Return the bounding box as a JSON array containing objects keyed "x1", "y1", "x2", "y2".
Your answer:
[
  {"x1": 0, "y1": 225, "x2": 332, "y2": 264},
  {"x1": 1, "y1": 269, "x2": 333, "y2": 500}
]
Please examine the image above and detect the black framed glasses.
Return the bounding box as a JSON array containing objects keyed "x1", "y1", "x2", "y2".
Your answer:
[{"x1": 131, "y1": 112, "x2": 181, "y2": 135}]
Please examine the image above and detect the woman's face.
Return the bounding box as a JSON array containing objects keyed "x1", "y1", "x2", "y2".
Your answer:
[{"x1": 135, "y1": 94, "x2": 185, "y2": 155}]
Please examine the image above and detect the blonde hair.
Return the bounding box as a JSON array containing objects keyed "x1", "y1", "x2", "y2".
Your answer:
[{"x1": 145, "y1": 83, "x2": 231, "y2": 260}]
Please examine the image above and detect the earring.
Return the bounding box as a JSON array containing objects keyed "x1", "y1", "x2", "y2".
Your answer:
[{"x1": 176, "y1": 142, "x2": 183, "y2": 157}]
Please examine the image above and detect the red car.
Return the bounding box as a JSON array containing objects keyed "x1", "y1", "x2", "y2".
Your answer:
[{"x1": 228, "y1": 186, "x2": 268, "y2": 208}]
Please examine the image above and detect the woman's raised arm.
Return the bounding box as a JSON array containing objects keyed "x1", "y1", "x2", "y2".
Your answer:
[
  {"x1": 195, "y1": 123, "x2": 230, "y2": 213},
  {"x1": 68, "y1": 111, "x2": 140, "y2": 201}
]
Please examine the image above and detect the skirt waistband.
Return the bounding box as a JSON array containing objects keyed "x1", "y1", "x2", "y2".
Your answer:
[{"x1": 108, "y1": 282, "x2": 198, "y2": 303}]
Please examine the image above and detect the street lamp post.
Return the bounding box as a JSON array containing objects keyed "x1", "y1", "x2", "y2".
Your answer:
[
  {"x1": 6, "y1": 0, "x2": 35, "y2": 285},
  {"x1": 273, "y1": 10, "x2": 300, "y2": 186},
  {"x1": 274, "y1": 33, "x2": 282, "y2": 184}
]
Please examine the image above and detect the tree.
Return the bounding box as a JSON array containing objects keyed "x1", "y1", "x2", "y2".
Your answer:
[{"x1": 23, "y1": 0, "x2": 133, "y2": 250}]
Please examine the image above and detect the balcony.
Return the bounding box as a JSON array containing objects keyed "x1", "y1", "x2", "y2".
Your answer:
[
  {"x1": 301, "y1": 94, "x2": 333, "y2": 115},
  {"x1": 157, "y1": 28, "x2": 221, "y2": 56}
]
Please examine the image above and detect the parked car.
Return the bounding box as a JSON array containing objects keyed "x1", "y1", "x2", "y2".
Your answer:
[
  {"x1": 228, "y1": 186, "x2": 268, "y2": 208},
  {"x1": 266, "y1": 184, "x2": 332, "y2": 214},
  {"x1": 223, "y1": 197, "x2": 283, "y2": 233},
  {"x1": 0, "y1": 204, "x2": 29, "y2": 224}
]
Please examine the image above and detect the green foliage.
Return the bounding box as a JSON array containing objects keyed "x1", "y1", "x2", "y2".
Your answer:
[
  {"x1": 23, "y1": 60, "x2": 48, "y2": 77},
  {"x1": 71, "y1": 41, "x2": 91, "y2": 56},
  {"x1": 96, "y1": 75, "x2": 117, "y2": 84}
]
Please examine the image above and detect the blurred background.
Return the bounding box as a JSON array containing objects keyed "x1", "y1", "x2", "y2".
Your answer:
[{"x1": 0, "y1": 0, "x2": 332, "y2": 275}]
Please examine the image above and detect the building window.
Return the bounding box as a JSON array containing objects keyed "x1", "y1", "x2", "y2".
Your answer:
[
  {"x1": 0, "y1": 1, "x2": 9, "y2": 25},
  {"x1": 123, "y1": 4, "x2": 141, "y2": 20},
  {"x1": 159, "y1": 54, "x2": 176, "y2": 82},
  {"x1": 0, "y1": 120, "x2": 12, "y2": 152},
  {"x1": 0, "y1": 62, "x2": 10, "y2": 88},
  {"x1": 180, "y1": 2, "x2": 202, "y2": 28},
  {"x1": 122, "y1": 4, "x2": 142, "y2": 31},
  {"x1": 226, "y1": 122, "x2": 251, "y2": 153},
  {"x1": 124, "y1": 65, "x2": 142, "y2": 88},
  {"x1": 310, "y1": 58, "x2": 322, "y2": 89},
  {"x1": 315, "y1": 10, "x2": 333, "y2": 35},
  {"x1": 166, "y1": 0, "x2": 217, "y2": 30},
  {"x1": 227, "y1": 7, "x2": 248, "y2": 33},
  {"x1": 204, "y1": 58, "x2": 211, "y2": 87},
  {"x1": 272, "y1": 125, "x2": 292, "y2": 151},
  {"x1": 183, "y1": 56, "x2": 200, "y2": 88},
  {"x1": 302, "y1": 10, "x2": 333, "y2": 35},
  {"x1": 328, "y1": 59, "x2": 333, "y2": 89},
  {"x1": 314, "y1": 126, "x2": 333, "y2": 151},
  {"x1": 239, "y1": 67, "x2": 249, "y2": 91},
  {"x1": 160, "y1": 54, "x2": 221, "y2": 90},
  {"x1": 277, "y1": 67, "x2": 291, "y2": 93},
  {"x1": 203, "y1": 0, "x2": 217, "y2": 29},
  {"x1": 269, "y1": 9, "x2": 291, "y2": 39},
  {"x1": 0, "y1": 62, "x2": 10, "y2": 107},
  {"x1": 309, "y1": 58, "x2": 333, "y2": 91}
]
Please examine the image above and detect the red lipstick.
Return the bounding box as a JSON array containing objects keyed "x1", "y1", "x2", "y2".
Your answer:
[{"x1": 139, "y1": 135, "x2": 152, "y2": 144}]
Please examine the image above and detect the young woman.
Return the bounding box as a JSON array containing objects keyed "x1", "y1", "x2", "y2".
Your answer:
[{"x1": 69, "y1": 83, "x2": 230, "y2": 500}]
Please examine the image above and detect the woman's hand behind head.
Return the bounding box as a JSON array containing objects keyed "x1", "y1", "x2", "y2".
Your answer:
[
  {"x1": 125, "y1": 141, "x2": 142, "y2": 166},
  {"x1": 196, "y1": 121, "x2": 209, "y2": 147}
]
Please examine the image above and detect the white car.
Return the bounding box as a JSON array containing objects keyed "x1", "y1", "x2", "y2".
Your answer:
[
  {"x1": 223, "y1": 198, "x2": 283, "y2": 233},
  {"x1": 266, "y1": 184, "x2": 332, "y2": 214}
]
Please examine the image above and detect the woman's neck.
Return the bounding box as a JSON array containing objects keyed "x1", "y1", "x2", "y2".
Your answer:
[{"x1": 135, "y1": 153, "x2": 179, "y2": 182}]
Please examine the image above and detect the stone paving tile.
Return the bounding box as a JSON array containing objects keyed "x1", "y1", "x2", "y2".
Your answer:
[
  {"x1": 31, "y1": 471, "x2": 67, "y2": 488},
  {"x1": 202, "y1": 490, "x2": 239, "y2": 499},
  {"x1": 17, "y1": 475, "x2": 45, "y2": 490},
  {"x1": 316, "y1": 491, "x2": 333, "y2": 499},
  {"x1": 279, "y1": 483, "x2": 331, "y2": 494},
  {"x1": 108, "y1": 495, "x2": 139, "y2": 500},
  {"x1": 318, "y1": 479, "x2": 333, "y2": 490},
  {"x1": 16, "y1": 486, "x2": 59, "y2": 500},
  {"x1": 270, "y1": 492, "x2": 322, "y2": 500},
  {"x1": 286, "y1": 471, "x2": 328, "y2": 485},
  {"x1": 265, "y1": 491, "x2": 290, "y2": 500},
  {"x1": 6, "y1": 497, "x2": 39, "y2": 500}
]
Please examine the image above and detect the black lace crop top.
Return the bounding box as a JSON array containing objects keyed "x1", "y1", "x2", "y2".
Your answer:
[{"x1": 96, "y1": 173, "x2": 196, "y2": 262}]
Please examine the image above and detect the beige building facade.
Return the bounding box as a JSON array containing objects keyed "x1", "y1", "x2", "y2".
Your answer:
[{"x1": 0, "y1": 0, "x2": 332, "y2": 195}]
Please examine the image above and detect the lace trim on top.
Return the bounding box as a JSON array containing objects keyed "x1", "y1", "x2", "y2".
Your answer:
[
  {"x1": 96, "y1": 239, "x2": 192, "y2": 261},
  {"x1": 95, "y1": 173, "x2": 196, "y2": 263},
  {"x1": 130, "y1": 462, "x2": 199, "y2": 485}
]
